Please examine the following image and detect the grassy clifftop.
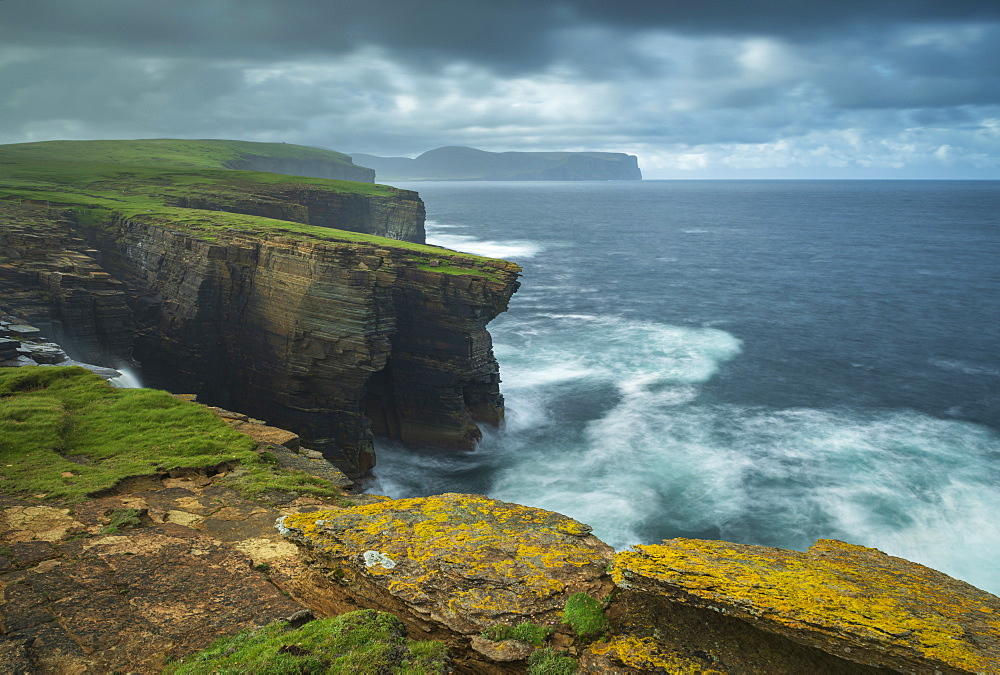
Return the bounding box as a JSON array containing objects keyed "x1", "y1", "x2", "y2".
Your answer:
[
  {"x1": 0, "y1": 138, "x2": 368, "y2": 176},
  {"x1": 0, "y1": 139, "x2": 514, "y2": 278}
]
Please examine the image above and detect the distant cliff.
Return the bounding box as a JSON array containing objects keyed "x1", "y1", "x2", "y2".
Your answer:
[{"x1": 351, "y1": 146, "x2": 642, "y2": 181}]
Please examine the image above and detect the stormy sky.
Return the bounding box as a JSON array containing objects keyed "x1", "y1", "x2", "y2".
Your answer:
[{"x1": 2, "y1": 0, "x2": 999, "y2": 177}]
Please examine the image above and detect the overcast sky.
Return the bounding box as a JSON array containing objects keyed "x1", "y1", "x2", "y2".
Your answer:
[{"x1": 2, "y1": 0, "x2": 999, "y2": 178}]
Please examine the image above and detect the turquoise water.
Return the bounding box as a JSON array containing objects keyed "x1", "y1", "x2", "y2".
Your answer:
[{"x1": 371, "y1": 180, "x2": 1000, "y2": 594}]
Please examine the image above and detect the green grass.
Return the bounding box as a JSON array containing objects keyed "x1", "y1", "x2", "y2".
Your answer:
[
  {"x1": 480, "y1": 622, "x2": 554, "y2": 646},
  {"x1": 561, "y1": 593, "x2": 609, "y2": 641},
  {"x1": 164, "y1": 609, "x2": 448, "y2": 674},
  {"x1": 0, "y1": 366, "x2": 345, "y2": 503},
  {"x1": 527, "y1": 647, "x2": 578, "y2": 674},
  {"x1": 0, "y1": 140, "x2": 514, "y2": 282},
  {"x1": 0, "y1": 138, "x2": 357, "y2": 171}
]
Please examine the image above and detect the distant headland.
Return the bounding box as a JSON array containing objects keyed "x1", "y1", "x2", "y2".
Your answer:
[{"x1": 350, "y1": 146, "x2": 642, "y2": 181}]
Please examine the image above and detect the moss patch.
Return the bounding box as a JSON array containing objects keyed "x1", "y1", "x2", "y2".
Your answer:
[
  {"x1": 561, "y1": 593, "x2": 609, "y2": 641},
  {"x1": 164, "y1": 610, "x2": 448, "y2": 674},
  {"x1": 527, "y1": 647, "x2": 577, "y2": 674},
  {"x1": 481, "y1": 622, "x2": 554, "y2": 647}
]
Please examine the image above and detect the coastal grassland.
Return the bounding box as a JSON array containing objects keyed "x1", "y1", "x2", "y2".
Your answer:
[
  {"x1": 0, "y1": 138, "x2": 358, "y2": 171},
  {"x1": 0, "y1": 151, "x2": 514, "y2": 282},
  {"x1": 0, "y1": 366, "x2": 344, "y2": 503},
  {"x1": 164, "y1": 610, "x2": 448, "y2": 674}
]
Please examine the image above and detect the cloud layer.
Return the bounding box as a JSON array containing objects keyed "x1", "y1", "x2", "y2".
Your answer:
[{"x1": 2, "y1": 0, "x2": 998, "y2": 177}]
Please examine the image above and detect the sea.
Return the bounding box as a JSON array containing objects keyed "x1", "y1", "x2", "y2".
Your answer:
[{"x1": 368, "y1": 180, "x2": 1000, "y2": 595}]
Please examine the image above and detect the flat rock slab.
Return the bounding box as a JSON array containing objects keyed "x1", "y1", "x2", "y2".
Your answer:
[
  {"x1": 280, "y1": 493, "x2": 614, "y2": 634},
  {"x1": 614, "y1": 538, "x2": 1000, "y2": 674},
  {"x1": 0, "y1": 522, "x2": 302, "y2": 673}
]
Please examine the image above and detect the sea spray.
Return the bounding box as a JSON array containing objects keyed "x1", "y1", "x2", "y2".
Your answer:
[{"x1": 109, "y1": 366, "x2": 143, "y2": 388}]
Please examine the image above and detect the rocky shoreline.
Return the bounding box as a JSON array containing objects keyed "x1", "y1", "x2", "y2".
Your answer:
[{"x1": 2, "y1": 397, "x2": 997, "y2": 673}]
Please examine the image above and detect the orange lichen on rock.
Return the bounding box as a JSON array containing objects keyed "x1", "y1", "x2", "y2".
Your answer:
[
  {"x1": 613, "y1": 538, "x2": 1000, "y2": 673},
  {"x1": 279, "y1": 493, "x2": 613, "y2": 634}
]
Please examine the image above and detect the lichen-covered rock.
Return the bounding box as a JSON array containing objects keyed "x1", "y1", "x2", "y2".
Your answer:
[
  {"x1": 279, "y1": 493, "x2": 613, "y2": 634},
  {"x1": 469, "y1": 635, "x2": 534, "y2": 662},
  {"x1": 614, "y1": 538, "x2": 1000, "y2": 674}
]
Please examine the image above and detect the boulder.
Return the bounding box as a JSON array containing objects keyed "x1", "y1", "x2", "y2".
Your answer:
[
  {"x1": 613, "y1": 538, "x2": 1000, "y2": 674},
  {"x1": 279, "y1": 493, "x2": 614, "y2": 634}
]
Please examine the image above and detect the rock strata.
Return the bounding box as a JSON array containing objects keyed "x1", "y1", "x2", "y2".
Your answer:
[
  {"x1": 1, "y1": 192, "x2": 518, "y2": 477},
  {"x1": 0, "y1": 202, "x2": 133, "y2": 366},
  {"x1": 79, "y1": 219, "x2": 519, "y2": 476}
]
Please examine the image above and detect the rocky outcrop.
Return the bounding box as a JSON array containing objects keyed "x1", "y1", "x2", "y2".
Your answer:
[
  {"x1": 1, "y1": 180, "x2": 517, "y2": 477},
  {"x1": 279, "y1": 494, "x2": 614, "y2": 634},
  {"x1": 74, "y1": 216, "x2": 518, "y2": 477},
  {"x1": 610, "y1": 538, "x2": 1000, "y2": 674}
]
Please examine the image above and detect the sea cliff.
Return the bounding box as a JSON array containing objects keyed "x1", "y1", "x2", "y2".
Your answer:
[
  {"x1": 0, "y1": 139, "x2": 519, "y2": 476},
  {"x1": 3, "y1": 139, "x2": 998, "y2": 674},
  {"x1": 351, "y1": 146, "x2": 642, "y2": 181}
]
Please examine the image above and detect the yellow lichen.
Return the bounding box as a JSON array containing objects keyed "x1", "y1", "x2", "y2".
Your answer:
[
  {"x1": 589, "y1": 636, "x2": 720, "y2": 674},
  {"x1": 279, "y1": 494, "x2": 611, "y2": 626},
  {"x1": 613, "y1": 538, "x2": 998, "y2": 672}
]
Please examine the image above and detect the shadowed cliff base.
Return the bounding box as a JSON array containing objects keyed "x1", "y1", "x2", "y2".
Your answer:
[{"x1": 0, "y1": 139, "x2": 520, "y2": 476}]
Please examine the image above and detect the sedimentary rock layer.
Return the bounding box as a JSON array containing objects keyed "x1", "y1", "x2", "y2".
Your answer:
[
  {"x1": 78, "y1": 216, "x2": 518, "y2": 476},
  {"x1": 165, "y1": 183, "x2": 425, "y2": 243},
  {"x1": 0, "y1": 202, "x2": 132, "y2": 366}
]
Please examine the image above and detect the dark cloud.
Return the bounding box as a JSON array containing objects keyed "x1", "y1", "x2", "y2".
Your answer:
[
  {"x1": 3, "y1": 0, "x2": 1000, "y2": 71},
  {"x1": 0, "y1": 0, "x2": 997, "y2": 176}
]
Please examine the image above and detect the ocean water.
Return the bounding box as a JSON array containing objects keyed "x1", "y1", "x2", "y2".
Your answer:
[{"x1": 369, "y1": 180, "x2": 1000, "y2": 594}]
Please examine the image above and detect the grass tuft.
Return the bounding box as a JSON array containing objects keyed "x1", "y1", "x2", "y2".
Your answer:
[
  {"x1": 164, "y1": 609, "x2": 448, "y2": 674},
  {"x1": 527, "y1": 647, "x2": 578, "y2": 674}
]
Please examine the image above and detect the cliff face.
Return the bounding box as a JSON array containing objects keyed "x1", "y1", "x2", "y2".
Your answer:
[
  {"x1": 165, "y1": 183, "x2": 425, "y2": 243},
  {"x1": 351, "y1": 146, "x2": 643, "y2": 181},
  {"x1": 0, "y1": 140, "x2": 518, "y2": 476},
  {"x1": 0, "y1": 202, "x2": 132, "y2": 366},
  {"x1": 76, "y1": 215, "x2": 518, "y2": 477}
]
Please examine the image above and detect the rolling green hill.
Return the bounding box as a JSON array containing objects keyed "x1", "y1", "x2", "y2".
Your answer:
[{"x1": 0, "y1": 138, "x2": 375, "y2": 182}]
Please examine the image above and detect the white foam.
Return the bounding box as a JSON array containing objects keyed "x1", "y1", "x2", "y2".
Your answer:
[
  {"x1": 425, "y1": 231, "x2": 544, "y2": 259},
  {"x1": 929, "y1": 358, "x2": 1000, "y2": 378}
]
